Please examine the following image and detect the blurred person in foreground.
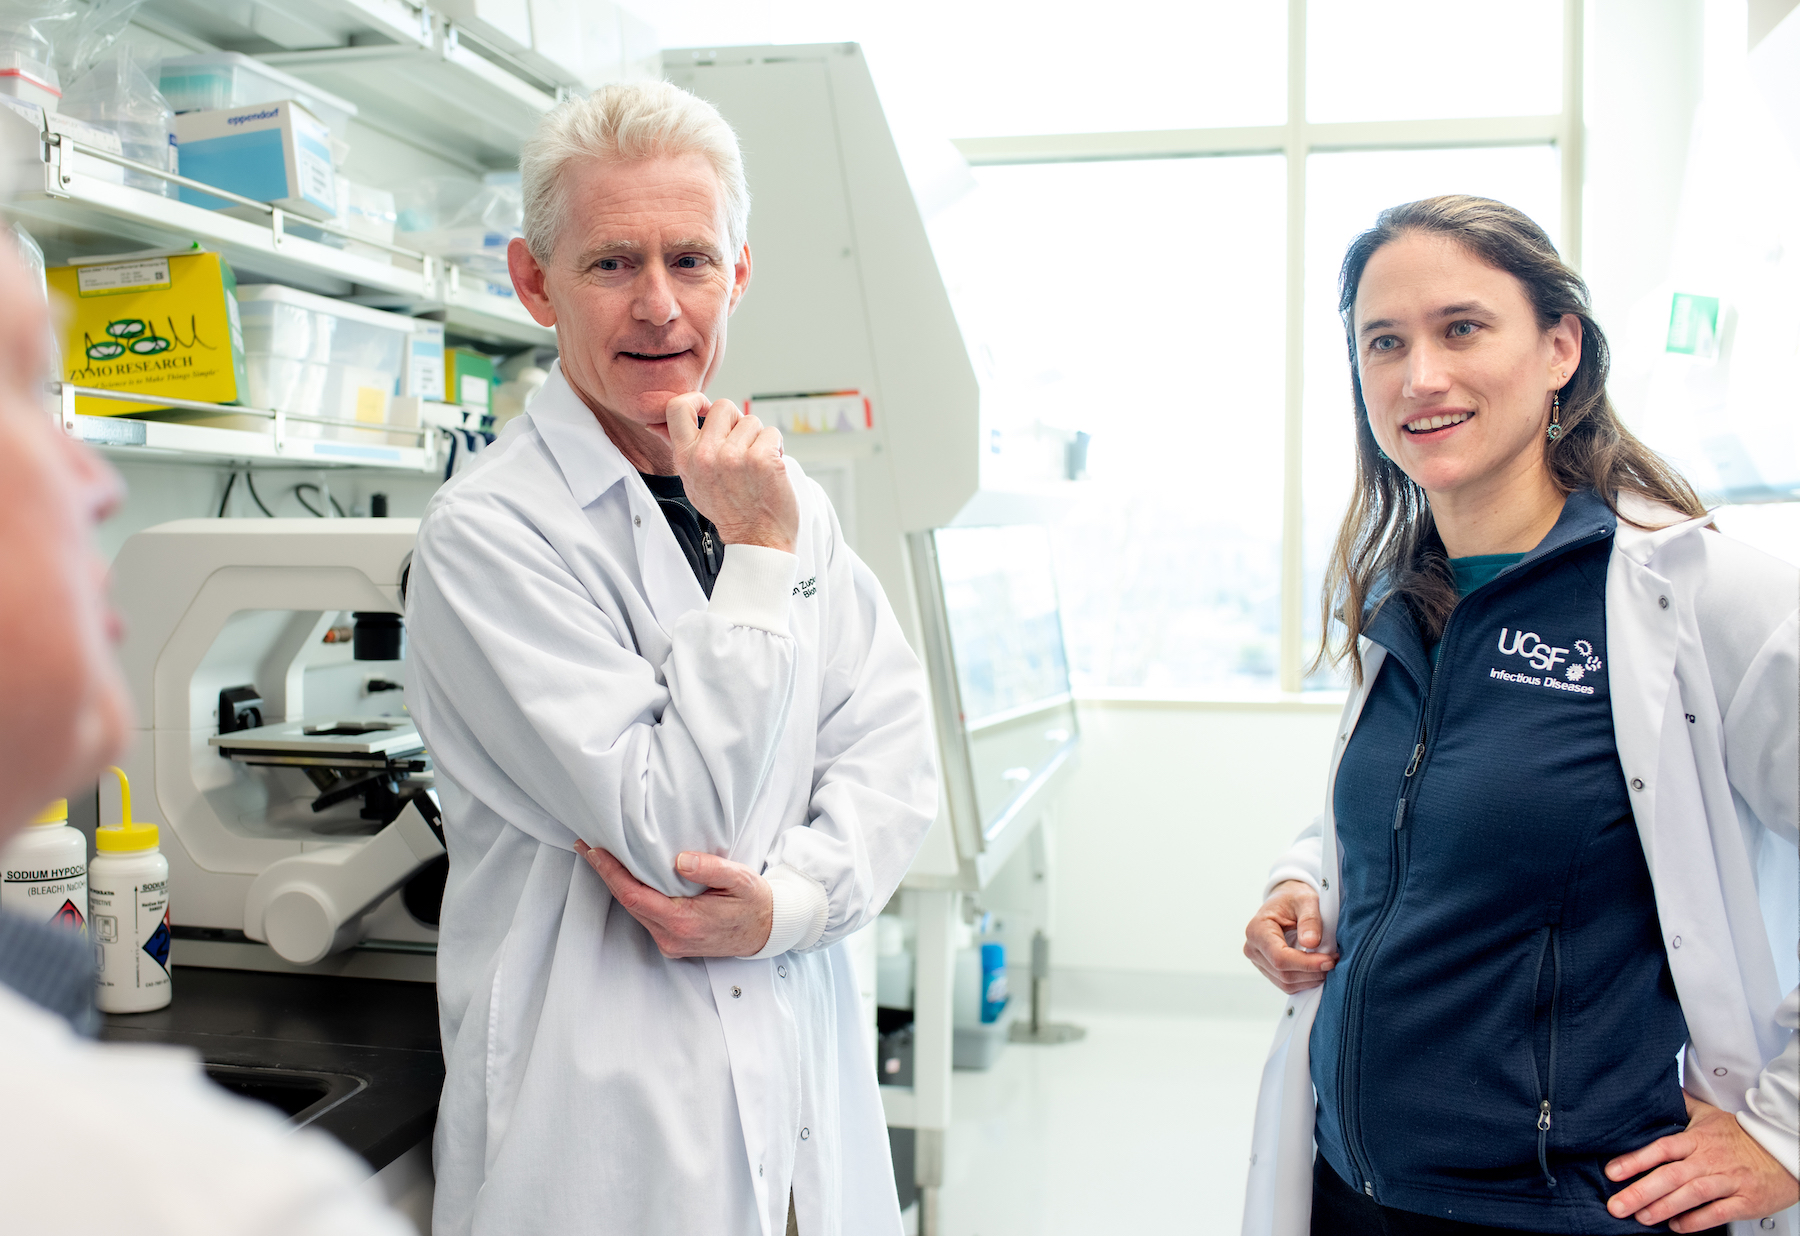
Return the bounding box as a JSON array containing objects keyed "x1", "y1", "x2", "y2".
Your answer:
[
  {"x1": 0, "y1": 235, "x2": 417, "y2": 1235},
  {"x1": 1241, "y1": 196, "x2": 1797, "y2": 1236}
]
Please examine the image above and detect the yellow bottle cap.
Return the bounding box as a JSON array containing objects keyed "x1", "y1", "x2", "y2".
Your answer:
[
  {"x1": 31, "y1": 799, "x2": 68, "y2": 825},
  {"x1": 95, "y1": 766, "x2": 158, "y2": 852}
]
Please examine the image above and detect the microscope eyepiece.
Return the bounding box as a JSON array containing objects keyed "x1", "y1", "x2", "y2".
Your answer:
[{"x1": 352, "y1": 612, "x2": 405, "y2": 661}]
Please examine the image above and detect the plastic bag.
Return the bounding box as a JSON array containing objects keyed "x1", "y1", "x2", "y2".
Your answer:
[
  {"x1": 0, "y1": 0, "x2": 77, "y2": 103},
  {"x1": 48, "y1": 0, "x2": 144, "y2": 85},
  {"x1": 10, "y1": 222, "x2": 60, "y2": 378},
  {"x1": 394, "y1": 175, "x2": 523, "y2": 295},
  {"x1": 59, "y1": 40, "x2": 174, "y2": 196},
  {"x1": 0, "y1": 0, "x2": 147, "y2": 106}
]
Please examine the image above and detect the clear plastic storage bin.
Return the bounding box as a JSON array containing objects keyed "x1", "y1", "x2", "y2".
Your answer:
[
  {"x1": 157, "y1": 52, "x2": 357, "y2": 142},
  {"x1": 235, "y1": 285, "x2": 414, "y2": 441}
]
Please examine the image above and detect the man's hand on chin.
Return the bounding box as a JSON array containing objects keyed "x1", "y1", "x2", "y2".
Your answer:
[
  {"x1": 665, "y1": 392, "x2": 798, "y2": 553},
  {"x1": 577, "y1": 841, "x2": 775, "y2": 958}
]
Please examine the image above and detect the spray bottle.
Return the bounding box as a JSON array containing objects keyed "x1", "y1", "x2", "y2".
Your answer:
[
  {"x1": 0, "y1": 799, "x2": 88, "y2": 932},
  {"x1": 89, "y1": 767, "x2": 171, "y2": 1013}
]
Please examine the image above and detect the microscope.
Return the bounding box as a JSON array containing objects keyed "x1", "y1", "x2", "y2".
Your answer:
[{"x1": 111, "y1": 519, "x2": 444, "y2": 975}]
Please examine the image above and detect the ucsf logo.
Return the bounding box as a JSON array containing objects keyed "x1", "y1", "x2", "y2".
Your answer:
[
  {"x1": 1496, "y1": 628, "x2": 1570, "y2": 672},
  {"x1": 1493, "y1": 630, "x2": 1604, "y2": 692}
]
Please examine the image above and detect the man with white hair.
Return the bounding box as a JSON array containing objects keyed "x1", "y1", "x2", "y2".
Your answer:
[{"x1": 405, "y1": 80, "x2": 938, "y2": 1235}]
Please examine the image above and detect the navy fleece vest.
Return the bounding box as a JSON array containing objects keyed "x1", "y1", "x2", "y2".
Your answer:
[{"x1": 1311, "y1": 492, "x2": 1689, "y2": 1234}]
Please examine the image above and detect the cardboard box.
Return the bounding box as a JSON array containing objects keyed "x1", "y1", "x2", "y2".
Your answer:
[
  {"x1": 405, "y1": 320, "x2": 445, "y2": 401},
  {"x1": 445, "y1": 346, "x2": 493, "y2": 410},
  {"x1": 174, "y1": 100, "x2": 336, "y2": 220},
  {"x1": 49, "y1": 250, "x2": 248, "y2": 417}
]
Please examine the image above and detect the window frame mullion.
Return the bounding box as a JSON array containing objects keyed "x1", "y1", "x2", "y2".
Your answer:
[{"x1": 1278, "y1": 0, "x2": 1309, "y2": 693}]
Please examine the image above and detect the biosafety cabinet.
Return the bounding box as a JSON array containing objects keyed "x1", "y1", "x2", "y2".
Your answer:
[
  {"x1": 669, "y1": 44, "x2": 1088, "y2": 1231},
  {"x1": 668, "y1": 42, "x2": 1083, "y2": 896}
]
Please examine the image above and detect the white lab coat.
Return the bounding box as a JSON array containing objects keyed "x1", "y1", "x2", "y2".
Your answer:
[
  {"x1": 406, "y1": 365, "x2": 937, "y2": 1236},
  {"x1": 0, "y1": 984, "x2": 414, "y2": 1236},
  {"x1": 1242, "y1": 496, "x2": 1800, "y2": 1236}
]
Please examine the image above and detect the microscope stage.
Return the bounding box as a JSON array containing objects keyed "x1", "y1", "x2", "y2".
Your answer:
[{"x1": 210, "y1": 717, "x2": 426, "y2": 762}]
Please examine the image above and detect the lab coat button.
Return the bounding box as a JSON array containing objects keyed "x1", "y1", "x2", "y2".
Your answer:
[
  {"x1": 1631, "y1": 778, "x2": 1645, "y2": 791},
  {"x1": 800, "y1": 1127, "x2": 810, "y2": 1141},
  {"x1": 1286, "y1": 1007, "x2": 1294, "y2": 1017},
  {"x1": 1761, "y1": 1220, "x2": 1775, "y2": 1229},
  {"x1": 731, "y1": 985, "x2": 743, "y2": 998},
  {"x1": 1671, "y1": 936, "x2": 1682, "y2": 948},
  {"x1": 1713, "y1": 1067, "x2": 1727, "y2": 1076},
  {"x1": 777, "y1": 965, "x2": 788, "y2": 978},
  {"x1": 1658, "y1": 595, "x2": 1670, "y2": 609},
  {"x1": 634, "y1": 515, "x2": 641, "y2": 527}
]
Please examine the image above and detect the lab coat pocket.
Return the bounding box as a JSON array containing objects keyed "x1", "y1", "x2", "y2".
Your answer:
[{"x1": 482, "y1": 847, "x2": 579, "y2": 1169}]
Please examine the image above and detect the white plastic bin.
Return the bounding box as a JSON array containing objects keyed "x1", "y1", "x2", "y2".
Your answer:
[
  {"x1": 235, "y1": 285, "x2": 414, "y2": 439},
  {"x1": 158, "y1": 52, "x2": 357, "y2": 142},
  {"x1": 245, "y1": 355, "x2": 327, "y2": 424}
]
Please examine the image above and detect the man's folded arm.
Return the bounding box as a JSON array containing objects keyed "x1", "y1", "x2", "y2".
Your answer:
[
  {"x1": 755, "y1": 505, "x2": 937, "y2": 955},
  {"x1": 407, "y1": 503, "x2": 799, "y2": 898}
]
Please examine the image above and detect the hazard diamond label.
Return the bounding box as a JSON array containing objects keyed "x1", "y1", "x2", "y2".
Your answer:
[
  {"x1": 51, "y1": 899, "x2": 85, "y2": 931},
  {"x1": 143, "y1": 907, "x2": 171, "y2": 971}
]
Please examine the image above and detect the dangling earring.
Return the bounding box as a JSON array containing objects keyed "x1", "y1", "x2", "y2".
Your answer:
[{"x1": 1545, "y1": 390, "x2": 1563, "y2": 442}]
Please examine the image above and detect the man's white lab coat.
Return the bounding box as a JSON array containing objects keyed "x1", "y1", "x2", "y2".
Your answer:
[
  {"x1": 406, "y1": 365, "x2": 937, "y2": 1236},
  {"x1": 1242, "y1": 497, "x2": 1800, "y2": 1236}
]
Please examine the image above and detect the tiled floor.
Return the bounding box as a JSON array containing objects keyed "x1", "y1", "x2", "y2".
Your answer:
[{"x1": 908, "y1": 1006, "x2": 1282, "y2": 1236}]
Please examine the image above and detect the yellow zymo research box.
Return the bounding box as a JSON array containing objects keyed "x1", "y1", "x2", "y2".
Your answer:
[{"x1": 48, "y1": 251, "x2": 249, "y2": 417}]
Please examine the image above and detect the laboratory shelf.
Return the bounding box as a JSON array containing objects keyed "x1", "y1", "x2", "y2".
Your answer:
[
  {"x1": 142, "y1": 0, "x2": 557, "y2": 171},
  {"x1": 57, "y1": 387, "x2": 440, "y2": 474},
  {"x1": 70, "y1": 413, "x2": 438, "y2": 472},
  {"x1": 137, "y1": 0, "x2": 431, "y2": 59},
  {"x1": 262, "y1": 28, "x2": 559, "y2": 172},
  {"x1": 4, "y1": 148, "x2": 550, "y2": 353},
  {"x1": 353, "y1": 271, "x2": 558, "y2": 350},
  {"x1": 7, "y1": 164, "x2": 425, "y2": 299},
  {"x1": 440, "y1": 290, "x2": 556, "y2": 349}
]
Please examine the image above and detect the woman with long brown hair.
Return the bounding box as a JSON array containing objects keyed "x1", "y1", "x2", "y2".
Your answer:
[{"x1": 1240, "y1": 196, "x2": 1798, "y2": 1236}]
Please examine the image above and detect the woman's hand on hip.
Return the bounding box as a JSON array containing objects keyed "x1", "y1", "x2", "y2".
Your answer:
[
  {"x1": 1243, "y1": 879, "x2": 1337, "y2": 995},
  {"x1": 1605, "y1": 1092, "x2": 1800, "y2": 1231}
]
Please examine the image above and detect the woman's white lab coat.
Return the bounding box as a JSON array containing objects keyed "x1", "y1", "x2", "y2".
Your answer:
[
  {"x1": 405, "y1": 366, "x2": 937, "y2": 1236},
  {"x1": 1242, "y1": 496, "x2": 1799, "y2": 1236}
]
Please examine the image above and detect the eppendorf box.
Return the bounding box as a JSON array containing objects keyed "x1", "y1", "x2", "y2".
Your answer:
[
  {"x1": 175, "y1": 99, "x2": 336, "y2": 221},
  {"x1": 48, "y1": 250, "x2": 249, "y2": 417}
]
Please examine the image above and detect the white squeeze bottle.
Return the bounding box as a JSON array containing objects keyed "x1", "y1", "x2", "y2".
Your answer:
[
  {"x1": 89, "y1": 766, "x2": 171, "y2": 1014},
  {"x1": 0, "y1": 799, "x2": 89, "y2": 933}
]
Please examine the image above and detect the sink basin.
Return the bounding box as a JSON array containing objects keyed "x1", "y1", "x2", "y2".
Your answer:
[{"x1": 204, "y1": 1063, "x2": 367, "y2": 1128}]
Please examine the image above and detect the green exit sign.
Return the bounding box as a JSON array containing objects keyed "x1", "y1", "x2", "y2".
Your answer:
[{"x1": 1666, "y1": 293, "x2": 1721, "y2": 358}]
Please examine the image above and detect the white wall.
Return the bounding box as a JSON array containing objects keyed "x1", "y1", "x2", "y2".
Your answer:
[{"x1": 1037, "y1": 701, "x2": 1339, "y2": 1016}]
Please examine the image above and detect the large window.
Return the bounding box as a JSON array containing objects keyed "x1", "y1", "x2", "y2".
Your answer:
[
  {"x1": 659, "y1": 0, "x2": 1585, "y2": 696},
  {"x1": 937, "y1": 156, "x2": 1290, "y2": 692}
]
